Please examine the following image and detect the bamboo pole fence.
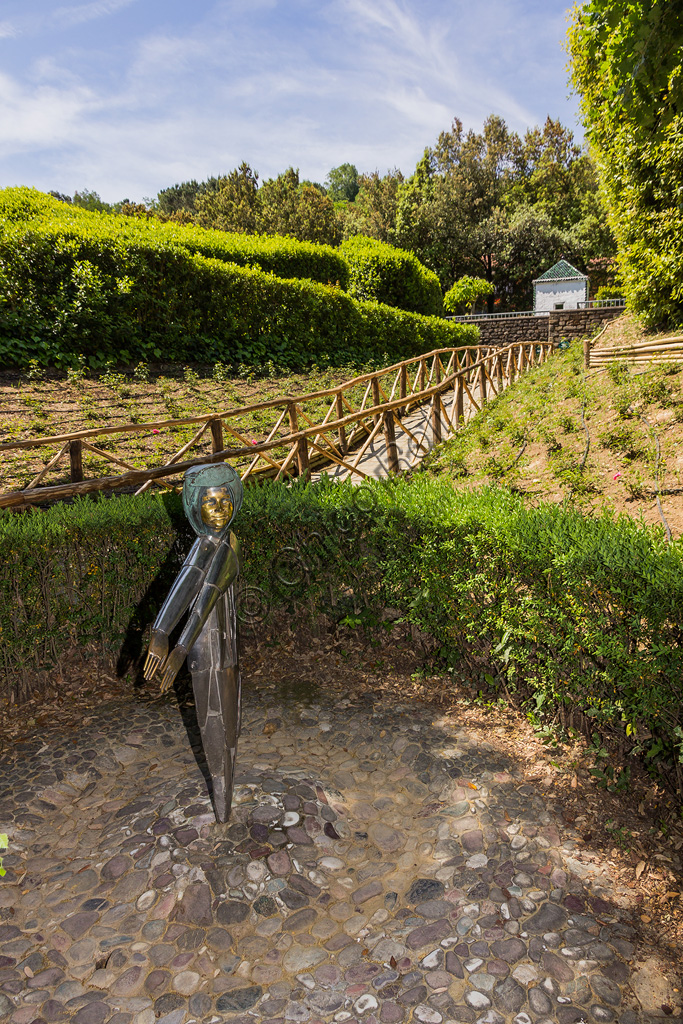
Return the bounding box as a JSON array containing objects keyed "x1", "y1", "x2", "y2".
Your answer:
[
  {"x1": 585, "y1": 334, "x2": 683, "y2": 368},
  {"x1": 0, "y1": 339, "x2": 554, "y2": 510}
]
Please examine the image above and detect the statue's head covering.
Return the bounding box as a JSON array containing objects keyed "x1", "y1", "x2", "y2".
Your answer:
[{"x1": 182, "y1": 463, "x2": 243, "y2": 536}]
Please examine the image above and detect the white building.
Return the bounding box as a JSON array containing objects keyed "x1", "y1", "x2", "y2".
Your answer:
[{"x1": 533, "y1": 259, "x2": 589, "y2": 312}]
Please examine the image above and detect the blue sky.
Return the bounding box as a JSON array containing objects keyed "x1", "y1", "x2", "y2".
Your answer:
[{"x1": 0, "y1": 0, "x2": 580, "y2": 203}]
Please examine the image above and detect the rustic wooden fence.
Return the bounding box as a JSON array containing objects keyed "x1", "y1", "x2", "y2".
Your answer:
[{"x1": 0, "y1": 339, "x2": 554, "y2": 510}]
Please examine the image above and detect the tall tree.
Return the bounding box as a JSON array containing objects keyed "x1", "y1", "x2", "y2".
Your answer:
[
  {"x1": 194, "y1": 164, "x2": 259, "y2": 233},
  {"x1": 257, "y1": 168, "x2": 338, "y2": 244},
  {"x1": 325, "y1": 163, "x2": 360, "y2": 203},
  {"x1": 340, "y1": 170, "x2": 404, "y2": 242}
]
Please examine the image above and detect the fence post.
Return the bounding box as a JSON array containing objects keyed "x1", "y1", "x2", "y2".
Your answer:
[
  {"x1": 419, "y1": 359, "x2": 426, "y2": 392},
  {"x1": 69, "y1": 439, "x2": 83, "y2": 483},
  {"x1": 371, "y1": 376, "x2": 381, "y2": 426},
  {"x1": 335, "y1": 391, "x2": 347, "y2": 454},
  {"x1": 496, "y1": 352, "x2": 503, "y2": 391},
  {"x1": 431, "y1": 359, "x2": 442, "y2": 445},
  {"x1": 383, "y1": 410, "x2": 399, "y2": 474},
  {"x1": 288, "y1": 402, "x2": 309, "y2": 478},
  {"x1": 478, "y1": 358, "x2": 487, "y2": 405},
  {"x1": 453, "y1": 376, "x2": 463, "y2": 428},
  {"x1": 583, "y1": 338, "x2": 591, "y2": 369},
  {"x1": 399, "y1": 363, "x2": 407, "y2": 414},
  {"x1": 210, "y1": 417, "x2": 224, "y2": 454}
]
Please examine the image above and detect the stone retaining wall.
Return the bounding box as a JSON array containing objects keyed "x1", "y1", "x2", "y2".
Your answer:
[{"x1": 472, "y1": 307, "x2": 623, "y2": 348}]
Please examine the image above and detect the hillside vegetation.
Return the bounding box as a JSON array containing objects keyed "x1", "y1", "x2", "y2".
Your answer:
[{"x1": 426, "y1": 317, "x2": 683, "y2": 538}]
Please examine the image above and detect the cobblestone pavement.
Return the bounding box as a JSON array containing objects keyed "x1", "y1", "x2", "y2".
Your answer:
[{"x1": 0, "y1": 678, "x2": 677, "y2": 1024}]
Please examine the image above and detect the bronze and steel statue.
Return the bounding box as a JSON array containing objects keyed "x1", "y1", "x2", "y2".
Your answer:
[{"x1": 144, "y1": 463, "x2": 243, "y2": 822}]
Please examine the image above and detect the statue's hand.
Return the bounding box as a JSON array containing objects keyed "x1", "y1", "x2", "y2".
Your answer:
[
  {"x1": 159, "y1": 646, "x2": 187, "y2": 693},
  {"x1": 144, "y1": 630, "x2": 169, "y2": 681}
]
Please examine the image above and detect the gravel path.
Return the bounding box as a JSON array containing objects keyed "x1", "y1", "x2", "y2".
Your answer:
[{"x1": 0, "y1": 678, "x2": 677, "y2": 1024}]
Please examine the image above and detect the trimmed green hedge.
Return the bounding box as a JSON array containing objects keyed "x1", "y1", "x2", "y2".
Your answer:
[
  {"x1": 0, "y1": 199, "x2": 476, "y2": 369},
  {"x1": 341, "y1": 236, "x2": 443, "y2": 316},
  {"x1": 0, "y1": 187, "x2": 348, "y2": 287},
  {"x1": 2, "y1": 478, "x2": 682, "y2": 791}
]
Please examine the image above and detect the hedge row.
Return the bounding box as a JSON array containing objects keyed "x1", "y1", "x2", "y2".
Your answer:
[
  {"x1": 0, "y1": 187, "x2": 348, "y2": 288},
  {"x1": 2, "y1": 478, "x2": 682, "y2": 791},
  {"x1": 0, "y1": 216, "x2": 476, "y2": 369},
  {"x1": 341, "y1": 236, "x2": 443, "y2": 316}
]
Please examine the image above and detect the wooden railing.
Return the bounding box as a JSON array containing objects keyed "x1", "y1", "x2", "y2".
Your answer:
[{"x1": 0, "y1": 339, "x2": 554, "y2": 510}]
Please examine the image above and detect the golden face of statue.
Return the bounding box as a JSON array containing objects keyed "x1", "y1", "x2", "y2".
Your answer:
[{"x1": 200, "y1": 487, "x2": 234, "y2": 532}]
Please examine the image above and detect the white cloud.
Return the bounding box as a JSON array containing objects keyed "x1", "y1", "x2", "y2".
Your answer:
[
  {"x1": 0, "y1": 0, "x2": 581, "y2": 200},
  {"x1": 0, "y1": 71, "x2": 94, "y2": 148},
  {"x1": 53, "y1": 0, "x2": 138, "y2": 28}
]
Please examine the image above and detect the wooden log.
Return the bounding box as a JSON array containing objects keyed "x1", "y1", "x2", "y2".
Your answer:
[
  {"x1": 454, "y1": 377, "x2": 464, "y2": 428},
  {"x1": 335, "y1": 391, "x2": 347, "y2": 453},
  {"x1": 371, "y1": 376, "x2": 381, "y2": 426},
  {"x1": 496, "y1": 352, "x2": 503, "y2": 390},
  {"x1": 478, "y1": 359, "x2": 487, "y2": 405},
  {"x1": 583, "y1": 338, "x2": 591, "y2": 369},
  {"x1": 210, "y1": 417, "x2": 224, "y2": 454},
  {"x1": 399, "y1": 363, "x2": 407, "y2": 416},
  {"x1": 419, "y1": 359, "x2": 426, "y2": 392},
  {"x1": 383, "y1": 409, "x2": 399, "y2": 474},
  {"x1": 288, "y1": 403, "x2": 309, "y2": 478},
  {"x1": 431, "y1": 392, "x2": 442, "y2": 445},
  {"x1": 69, "y1": 439, "x2": 83, "y2": 483}
]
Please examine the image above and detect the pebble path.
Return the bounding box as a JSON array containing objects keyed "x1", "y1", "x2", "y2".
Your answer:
[{"x1": 0, "y1": 678, "x2": 674, "y2": 1024}]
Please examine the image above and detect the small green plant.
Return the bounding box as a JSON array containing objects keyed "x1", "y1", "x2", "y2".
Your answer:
[
  {"x1": 133, "y1": 361, "x2": 150, "y2": 384},
  {"x1": 559, "y1": 414, "x2": 576, "y2": 433},
  {"x1": 24, "y1": 396, "x2": 48, "y2": 419},
  {"x1": 607, "y1": 360, "x2": 630, "y2": 385},
  {"x1": 599, "y1": 424, "x2": 643, "y2": 460},
  {"x1": 624, "y1": 470, "x2": 647, "y2": 499},
  {"x1": 66, "y1": 353, "x2": 87, "y2": 384},
  {"x1": 213, "y1": 361, "x2": 231, "y2": 384},
  {"x1": 100, "y1": 361, "x2": 127, "y2": 393},
  {"x1": 638, "y1": 374, "x2": 672, "y2": 407},
  {"x1": 183, "y1": 365, "x2": 200, "y2": 388},
  {"x1": 26, "y1": 359, "x2": 45, "y2": 382},
  {"x1": 605, "y1": 819, "x2": 634, "y2": 847}
]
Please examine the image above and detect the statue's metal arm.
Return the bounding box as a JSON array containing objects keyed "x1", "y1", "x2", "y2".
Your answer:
[
  {"x1": 156, "y1": 533, "x2": 241, "y2": 692},
  {"x1": 143, "y1": 536, "x2": 216, "y2": 682}
]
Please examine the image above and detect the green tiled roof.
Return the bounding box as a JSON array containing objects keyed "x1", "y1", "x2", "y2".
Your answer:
[{"x1": 534, "y1": 259, "x2": 587, "y2": 282}]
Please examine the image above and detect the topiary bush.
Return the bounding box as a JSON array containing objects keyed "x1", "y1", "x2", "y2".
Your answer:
[
  {"x1": 0, "y1": 189, "x2": 476, "y2": 370},
  {"x1": 340, "y1": 236, "x2": 443, "y2": 316},
  {"x1": 0, "y1": 187, "x2": 348, "y2": 287}
]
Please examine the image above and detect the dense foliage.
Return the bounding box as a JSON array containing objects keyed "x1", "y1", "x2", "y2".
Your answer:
[
  {"x1": 3, "y1": 478, "x2": 682, "y2": 791},
  {"x1": 568, "y1": 0, "x2": 683, "y2": 327},
  {"x1": 443, "y1": 276, "x2": 494, "y2": 315},
  {"x1": 1, "y1": 187, "x2": 347, "y2": 287},
  {"x1": 340, "y1": 236, "x2": 442, "y2": 316},
  {"x1": 193, "y1": 166, "x2": 339, "y2": 246},
  {"x1": 0, "y1": 188, "x2": 474, "y2": 369}
]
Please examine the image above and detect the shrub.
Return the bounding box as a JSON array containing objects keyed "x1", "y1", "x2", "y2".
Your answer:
[
  {"x1": 2, "y1": 478, "x2": 683, "y2": 792},
  {"x1": 0, "y1": 187, "x2": 348, "y2": 288},
  {"x1": 443, "y1": 276, "x2": 495, "y2": 315},
  {"x1": 0, "y1": 193, "x2": 476, "y2": 369},
  {"x1": 340, "y1": 236, "x2": 443, "y2": 316}
]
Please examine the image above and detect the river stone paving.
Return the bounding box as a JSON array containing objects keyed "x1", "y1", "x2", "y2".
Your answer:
[{"x1": 0, "y1": 679, "x2": 670, "y2": 1024}]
